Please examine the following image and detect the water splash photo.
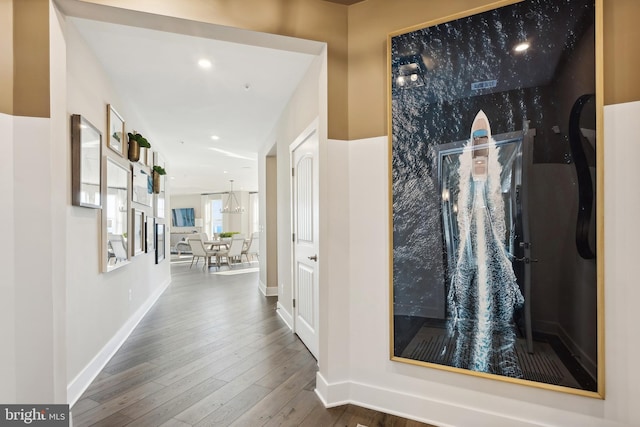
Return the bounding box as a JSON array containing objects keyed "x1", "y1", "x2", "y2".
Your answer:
[{"x1": 390, "y1": 0, "x2": 599, "y2": 394}]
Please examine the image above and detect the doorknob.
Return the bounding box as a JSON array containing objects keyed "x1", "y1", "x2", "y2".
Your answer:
[{"x1": 308, "y1": 255, "x2": 318, "y2": 262}]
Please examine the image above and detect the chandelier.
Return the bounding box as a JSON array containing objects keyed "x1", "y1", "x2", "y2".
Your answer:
[{"x1": 220, "y1": 180, "x2": 245, "y2": 214}]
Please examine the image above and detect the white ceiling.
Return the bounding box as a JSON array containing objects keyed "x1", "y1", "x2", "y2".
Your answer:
[{"x1": 70, "y1": 16, "x2": 317, "y2": 195}]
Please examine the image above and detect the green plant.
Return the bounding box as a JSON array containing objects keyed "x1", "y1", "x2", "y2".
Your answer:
[
  {"x1": 128, "y1": 131, "x2": 151, "y2": 148},
  {"x1": 219, "y1": 231, "x2": 240, "y2": 238},
  {"x1": 152, "y1": 165, "x2": 167, "y2": 175}
]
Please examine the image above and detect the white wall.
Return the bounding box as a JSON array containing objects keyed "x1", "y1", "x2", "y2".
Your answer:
[
  {"x1": 316, "y1": 102, "x2": 640, "y2": 427},
  {"x1": 257, "y1": 49, "x2": 326, "y2": 307},
  {"x1": 0, "y1": 3, "x2": 69, "y2": 404},
  {"x1": 0, "y1": 113, "x2": 15, "y2": 403},
  {"x1": 64, "y1": 14, "x2": 171, "y2": 404}
]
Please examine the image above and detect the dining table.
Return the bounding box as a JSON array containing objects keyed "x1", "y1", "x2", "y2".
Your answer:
[{"x1": 204, "y1": 240, "x2": 231, "y2": 250}]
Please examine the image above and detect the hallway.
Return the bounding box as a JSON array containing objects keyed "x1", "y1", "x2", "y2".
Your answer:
[{"x1": 71, "y1": 260, "x2": 436, "y2": 427}]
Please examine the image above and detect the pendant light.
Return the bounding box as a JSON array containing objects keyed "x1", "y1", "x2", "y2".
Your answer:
[{"x1": 220, "y1": 180, "x2": 244, "y2": 214}]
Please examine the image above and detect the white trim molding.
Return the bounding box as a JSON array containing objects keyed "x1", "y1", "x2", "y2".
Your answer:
[
  {"x1": 315, "y1": 377, "x2": 627, "y2": 427},
  {"x1": 276, "y1": 301, "x2": 294, "y2": 330},
  {"x1": 259, "y1": 280, "x2": 278, "y2": 297},
  {"x1": 67, "y1": 277, "x2": 171, "y2": 406}
]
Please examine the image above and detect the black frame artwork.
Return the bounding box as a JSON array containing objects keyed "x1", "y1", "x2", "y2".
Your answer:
[
  {"x1": 389, "y1": 0, "x2": 603, "y2": 397},
  {"x1": 155, "y1": 223, "x2": 165, "y2": 264}
]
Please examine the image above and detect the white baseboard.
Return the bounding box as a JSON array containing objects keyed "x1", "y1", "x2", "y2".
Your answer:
[
  {"x1": 259, "y1": 280, "x2": 278, "y2": 297},
  {"x1": 276, "y1": 301, "x2": 293, "y2": 330},
  {"x1": 315, "y1": 372, "x2": 350, "y2": 407},
  {"x1": 314, "y1": 377, "x2": 579, "y2": 427},
  {"x1": 67, "y1": 277, "x2": 171, "y2": 406}
]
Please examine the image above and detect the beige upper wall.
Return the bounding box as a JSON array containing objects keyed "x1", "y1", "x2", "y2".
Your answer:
[
  {"x1": 13, "y1": 0, "x2": 50, "y2": 118},
  {"x1": 603, "y1": 0, "x2": 640, "y2": 106},
  {"x1": 3, "y1": 0, "x2": 638, "y2": 133},
  {"x1": 0, "y1": 0, "x2": 13, "y2": 115}
]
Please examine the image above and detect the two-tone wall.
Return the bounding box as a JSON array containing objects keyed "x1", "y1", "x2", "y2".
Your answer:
[{"x1": 3, "y1": 0, "x2": 640, "y2": 425}]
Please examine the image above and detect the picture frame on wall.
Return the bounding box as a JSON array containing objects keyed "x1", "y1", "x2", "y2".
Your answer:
[
  {"x1": 107, "y1": 104, "x2": 125, "y2": 157},
  {"x1": 70, "y1": 114, "x2": 102, "y2": 209},
  {"x1": 155, "y1": 223, "x2": 165, "y2": 264},
  {"x1": 132, "y1": 209, "x2": 144, "y2": 256},
  {"x1": 389, "y1": 0, "x2": 603, "y2": 397},
  {"x1": 131, "y1": 163, "x2": 153, "y2": 207},
  {"x1": 145, "y1": 216, "x2": 155, "y2": 253}
]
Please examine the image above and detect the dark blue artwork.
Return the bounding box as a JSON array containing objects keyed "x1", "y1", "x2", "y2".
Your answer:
[
  {"x1": 172, "y1": 208, "x2": 195, "y2": 227},
  {"x1": 391, "y1": 0, "x2": 599, "y2": 393}
]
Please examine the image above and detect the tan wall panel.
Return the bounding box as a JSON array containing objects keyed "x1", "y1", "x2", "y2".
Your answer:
[
  {"x1": 0, "y1": 0, "x2": 13, "y2": 115},
  {"x1": 13, "y1": 0, "x2": 50, "y2": 118},
  {"x1": 77, "y1": 0, "x2": 349, "y2": 139},
  {"x1": 603, "y1": 0, "x2": 640, "y2": 106}
]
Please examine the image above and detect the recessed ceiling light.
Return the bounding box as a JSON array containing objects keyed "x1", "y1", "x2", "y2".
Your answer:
[
  {"x1": 211, "y1": 135, "x2": 220, "y2": 140},
  {"x1": 223, "y1": 170, "x2": 228, "y2": 174},
  {"x1": 198, "y1": 59, "x2": 212, "y2": 68},
  {"x1": 514, "y1": 42, "x2": 530, "y2": 52}
]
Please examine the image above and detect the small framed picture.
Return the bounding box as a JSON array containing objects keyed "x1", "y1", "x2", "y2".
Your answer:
[
  {"x1": 132, "y1": 209, "x2": 144, "y2": 256},
  {"x1": 145, "y1": 216, "x2": 155, "y2": 253},
  {"x1": 107, "y1": 104, "x2": 125, "y2": 157},
  {"x1": 70, "y1": 114, "x2": 102, "y2": 209},
  {"x1": 132, "y1": 163, "x2": 153, "y2": 207},
  {"x1": 155, "y1": 223, "x2": 166, "y2": 264}
]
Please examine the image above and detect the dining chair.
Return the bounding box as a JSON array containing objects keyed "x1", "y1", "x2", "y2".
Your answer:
[
  {"x1": 217, "y1": 235, "x2": 245, "y2": 268},
  {"x1": 187, "y1": 235, "x2": 218, "y2": 270},
  {"x1": 242, "y1": 232, "x2": 259, "y2": 262},
  {"x1": 108, "y1": 234, "x2": 128, "y2": 264}
]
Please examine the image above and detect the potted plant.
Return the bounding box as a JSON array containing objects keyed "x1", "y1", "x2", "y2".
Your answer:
[
  {"x1": 127, "y1": 131, "x2": 151, "y2": 162},
  {"x1": 152, "y1": 165, "x2": 166, "y2": 194}
]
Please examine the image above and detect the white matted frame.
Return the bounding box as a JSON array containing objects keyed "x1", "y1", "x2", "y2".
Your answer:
[
  {"x1": 107, "y1": 104, "x2": 125, "y2": 157},
  {"x1": 132, "y1": 209, "x2": 144, "y2": 256}
]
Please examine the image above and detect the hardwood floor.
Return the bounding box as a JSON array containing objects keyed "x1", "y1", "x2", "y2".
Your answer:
[{"x1": 71, "y1": 258, "x2": 437, "y2": 427}]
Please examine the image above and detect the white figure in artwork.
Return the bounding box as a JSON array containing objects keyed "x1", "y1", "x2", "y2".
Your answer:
[{"x1": 447, "y1": 110, "x2": 524, "y2": 377}]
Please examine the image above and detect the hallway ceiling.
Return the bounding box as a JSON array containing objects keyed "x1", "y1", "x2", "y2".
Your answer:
[{"x1": 70, "y1": 17, "x2": 317, "y2": 195}]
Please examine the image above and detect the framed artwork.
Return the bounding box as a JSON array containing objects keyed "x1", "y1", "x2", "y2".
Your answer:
[
  {"x1": 70, "y1": 114, "x2": 102, "y2": 208},
  {"x1": 155, "y1": 223, "x2": 166, "y2": 264},
  {"x1": 389, "y1": 0, "x2": 602, "y2": 397},
  {"x1": 132, "y1": 209, "x2": 144, "y2": 256},
  {"x1": 131, "y1": 163, "x2": 153, "y2": 207},
  {"x1": 107, "y1": 104, "x2": 125, "y2": 157},
  {"x1": 145, "y1": 216, "x2": 155, "y2": 253},
  {"x1": 102, "y1": 157, "x2": 130, "y2": 272}
]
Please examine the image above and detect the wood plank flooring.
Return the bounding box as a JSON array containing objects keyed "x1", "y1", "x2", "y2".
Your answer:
[{"x1": 71, "y1": 258, "x2": 437, "y2": 427}]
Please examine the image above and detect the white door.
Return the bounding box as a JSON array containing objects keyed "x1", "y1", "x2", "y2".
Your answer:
[{"x1": 291, "y1": 126, "x2": 319, "y2": 359}]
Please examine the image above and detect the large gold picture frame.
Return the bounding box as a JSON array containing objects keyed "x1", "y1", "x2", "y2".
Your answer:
[{"x1": 388, "y1": 0, "x2": 603, "y2": 397}]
